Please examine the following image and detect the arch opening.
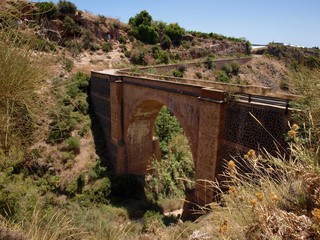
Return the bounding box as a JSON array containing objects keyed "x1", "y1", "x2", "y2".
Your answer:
[
  {"x1": 126, "y1": 100, "x2": 195, "y2": 208},
  {"x1": 146, "y1": 106, "x2": 195, "y2": 202}
]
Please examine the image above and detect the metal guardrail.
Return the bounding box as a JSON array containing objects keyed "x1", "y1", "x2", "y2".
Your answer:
[{"x1": 237, "y1": 93, "x2": 291, "y2": 114}]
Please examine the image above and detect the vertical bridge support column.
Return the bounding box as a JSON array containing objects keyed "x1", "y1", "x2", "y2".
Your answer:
[
  {"x1": 109, "y1": 78, "x2": 127, "y2": 174},
  {"x1": 195, "y1": 89, "x2": 226, "y2": 206}
]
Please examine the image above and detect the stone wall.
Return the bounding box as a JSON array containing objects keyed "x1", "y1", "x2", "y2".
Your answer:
[{"x1": 218, "y1": 101, "x2": 290, "y2": 174}]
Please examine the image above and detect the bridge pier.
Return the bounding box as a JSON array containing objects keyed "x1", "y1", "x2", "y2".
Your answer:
[{"x1": 194, "y1": 91, "x2": 227, "y2": 205}]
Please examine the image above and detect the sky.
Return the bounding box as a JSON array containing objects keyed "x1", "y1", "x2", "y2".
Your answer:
[{"x1": 37, "y1": 0, "x2": 320, "y2": 48}]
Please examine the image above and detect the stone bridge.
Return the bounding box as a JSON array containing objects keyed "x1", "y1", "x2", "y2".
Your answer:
[{"x1": 90, "y1": 59, "x2": 296, "y2": 205}]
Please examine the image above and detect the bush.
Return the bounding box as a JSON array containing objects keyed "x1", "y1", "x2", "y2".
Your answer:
[
  {"x1": 145, "y1": 134, "x2": 194, "y2": 200},
  {"x1": 48, "y1": 73, "x2": 90, "y2": 143},
  {"x1": 164, "y1": 23, "x2": 185, "y2": 45},
  {"x1": 205, "y1": 56, "x2": 216, "y2": 70},
  {"x1": 64, "y1": 58, "x2": 74, "y2": 71},
  {"x1": 160, "y1": 34, "x2": 172, "y2": 49},
  {"x1": 63, "y1": 16, "x2": 79, "y2": 35},
  {"x1": 216, "y1": 70, "x2": 230, "y2": 83},
  {"x1": 136, "y1": 24, "x2": 159, "y2": 44},
  {"x1": 57, "y1": 0, "x2": 77, "y2": 15},
  {"x1": 64, "y1": 136, "x2": 80, "y2": 153},
  {"x1": 230, "y1": 61, "x2": 240, "y2": 75},
  {"x1": 245, "y1": 40, "x2": 252, "y2": 55},
  {"x1": 143, "y1": 211, "x2": 164, "y2": 232},
  {"x1": 36, "y1": 1, "x2": 57, "y2": 20},
  {"x1": 154, "y1": 49, "x2": 169, "y2": 64},
  {"x1": 82, "y1": 29, "x2": 95, "y2": 49},
  {"x1": 102, "y1": 42, "x2": 112, "y2": 53},
  {"x1": 118, "y1": 35, "x2": 127, "y2": 44},
  {"x1": 173, "y1": 69, "x2": 183, "y2": 78},
  {"x1": 222, "y1": 63, "x2": 233, "y2": 77},
  {"x1": 195, "y1": 72, "x2": 202, "y2": 79},
  {"x1": 83, "y1": 178, "x2": 111, "y2": 204},
  {"x1": 155, "y1": 107, "x2": 183, "y2": 155},
  {"x1": 305, "y1": 56, "x2": 320, "y2": 69}
]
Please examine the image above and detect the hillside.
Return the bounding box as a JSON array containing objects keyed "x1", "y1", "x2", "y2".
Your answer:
[{"x1": 1, "y1": 0, "x2": 320, "y2": 239}]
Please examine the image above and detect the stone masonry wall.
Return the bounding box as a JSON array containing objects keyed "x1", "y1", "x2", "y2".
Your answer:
[
  {"x1": 90, "y1": 73, "x2": 112, "y2": 157},
  {"x1": 218, "y1": 101, "x2": 290, "y2": 174}
]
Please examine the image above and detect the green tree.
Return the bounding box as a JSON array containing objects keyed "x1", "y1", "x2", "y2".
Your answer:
[
  {"x1": 136, "y1": 24, "x2": 159, "y2": 44},
  {"x1": 36, "y1": 1, "x2": 57, "y2": 20},
  {"x1": 245, "y1": 40, "x2": 252, "y2": 55},
  {"x1": 164, "y1": 23, "x2": 185, "y2": 45},
  {"x1": 129, "y1": 10, "x2": 153, "y2": 28},
  {"x1": 155, "y1": 107, "x2": 183, "y2": 155},
  {"x1": 57, "y1": 0, "x2": 77, "y2": 15}
]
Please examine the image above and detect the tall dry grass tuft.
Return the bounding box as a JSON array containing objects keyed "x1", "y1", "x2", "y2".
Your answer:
[
  {"x1": 0, "y1": 3, "x2": 49, "y2": 148},
  {"x1": 23, "y1": 207, "x2": 88, "y2": 240}
]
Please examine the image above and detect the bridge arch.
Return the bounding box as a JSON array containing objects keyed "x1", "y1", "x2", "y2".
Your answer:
[{"x1": 125, "y1": 97, "x2": 198, "y2": 174}]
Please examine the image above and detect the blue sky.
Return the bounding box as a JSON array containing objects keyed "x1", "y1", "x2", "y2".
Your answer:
[{"x1": 38, "y1": 0, "x2": 319, "y2": 47}]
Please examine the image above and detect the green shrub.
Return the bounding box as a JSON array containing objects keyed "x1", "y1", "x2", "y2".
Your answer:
[
  {"x1": 155, "y1": 107, "x2": 183, "y2": 155},
  {"x1": 82, "y1": 29, "x2": 95, "y2": 49},
  {"x1": 305, "y1": 56, "x2": 320, "y2": 69},
  {"x1": 143, "y1": 211, "x2": 164, "y2": 232},
  {"x1": 48, "y1": 72, "x2": 90, "y2": 143},
  {"x1": 66, "y1": 72, "x2": 90, "y2": 98},
  {"x1": 173, "y1": 69, "x2": 183, "y2": 78},
  {"x1": 31, "y1": 38, "x2": 56, "y2": 52},
  {"x1": 102, "y1": 42, "x2": 112, "y2": 53},
  {"x1": 118, "y1": 35, "x2": 127, "y2": 44},
  {"x1": 164, "y1": 23, "x2": 185, "y2": 45},
  {"x1": 88, "y1": 162, "x2": 107, "y2": 182},
  {"x1": 154, "y1": 49, "x2": 169, "y2": 64},
  {"x1": 230, "y1": 61, "x2": 240, "y2": 75},
  {"x1": 291, "y1": 60, "x2": 299, "y2": 71},
  {"x1": 64, "y1": 136, "x2": 80, "y2": 153},
  {"x1": 129, "y1": 10, "x2": 153, "y2": 28},
  {"x1": 83, "y1": 178, "x2": 111, "y2": 204},
  {"x1": 222, "y1": 63, "x2": 233, "y2": 77},
  {"x1": 36, "y1": 1, "x2": 57, "y2": 20},
  {"x1": 245, "y1": 40, "x2": 252, "y2": 55},
  {"x1": 63, "y1": 15, "x2": 79, "y2": 35},
  {"x1": 145, "y1": 134, "x2": 194, "y2": 200},
  {"x1": 160, "y1": 34, "x2": 172, "y2": 49},
  {"x1": 63, "y1": 39, "x2": 82, "y2": 56},
  {"x1": 195, "y1": 72, "x2": 202, "y2": 79},
  {"x1": 205, "y1": 56, "x2": 216, "y2": 70},
  {"x1": 57, "y1": 0, "x2": 77, "y2": 14},
  {"x1": 136, "y1": 24, "x2": 159, "y2": 44},
  {"x1": 216, "y1": 70, "x2": 230, "y2": 83},
  {"x1": 181, "y1": 40, "x2": 190, "y2": 49},
  {"x1": 76, "y1": 173, "x2": 85, "y2": 193},
  {"x1": 129, "y1": 10, "x2": 159, "y2": 44},
  {"x1": 64, "y1": 58, "x2": 74, "y2": 71},
  {"x1": 124, "y1": 50, "x2": 131, "y2": 58}
]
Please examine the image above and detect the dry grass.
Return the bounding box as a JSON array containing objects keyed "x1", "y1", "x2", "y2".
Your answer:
[{"x1": 181, "y1": 121, "x2": 320, "y2": 239}]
